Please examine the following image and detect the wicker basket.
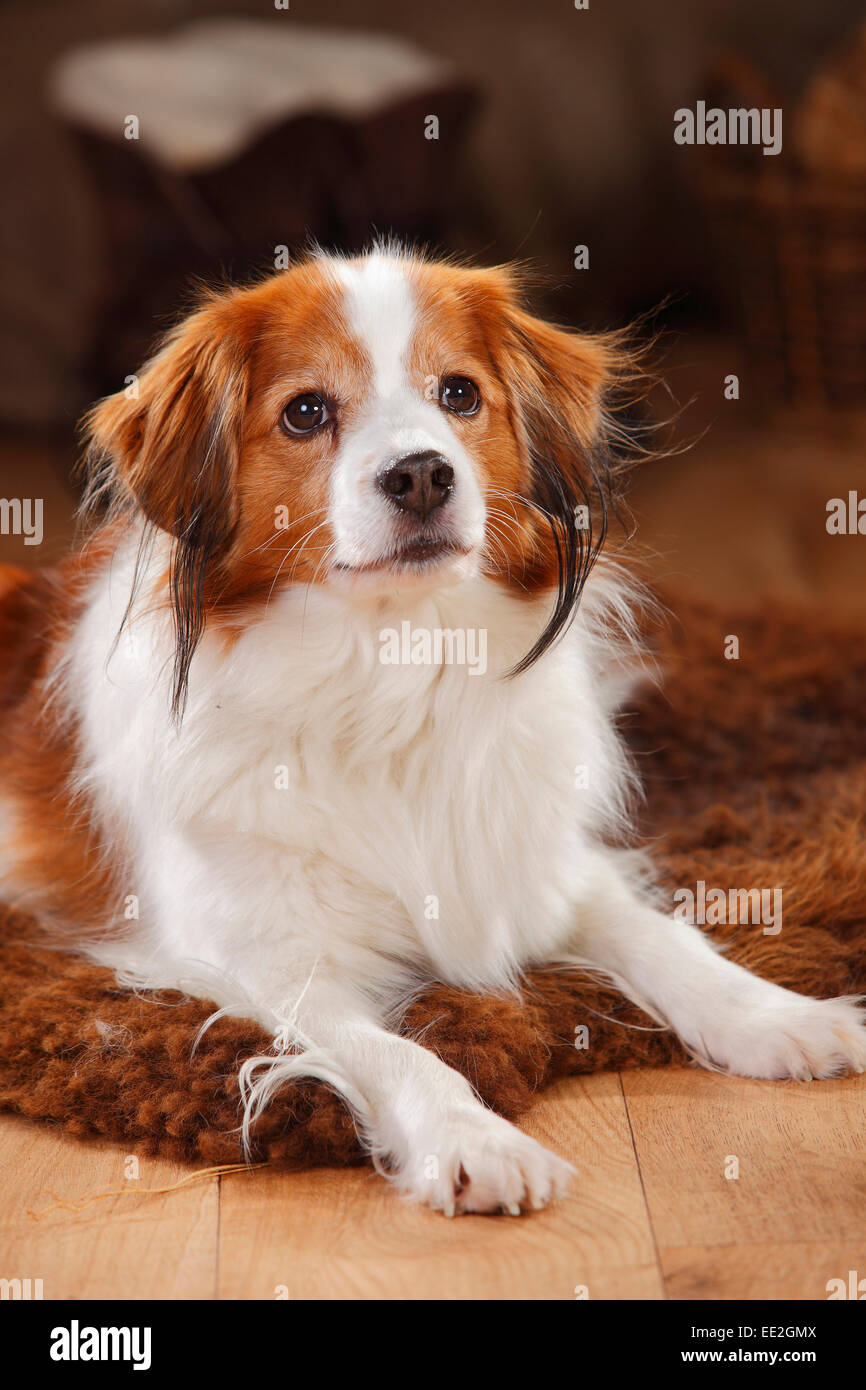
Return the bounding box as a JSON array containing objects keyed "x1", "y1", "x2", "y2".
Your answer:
[{"x1": 697, "y1": 49, "x2": 866, "y2": 409}]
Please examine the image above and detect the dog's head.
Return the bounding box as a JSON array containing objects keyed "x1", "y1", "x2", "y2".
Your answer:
[{"x1": 85, "y1": 248, "x2": 638, "y2": 715}]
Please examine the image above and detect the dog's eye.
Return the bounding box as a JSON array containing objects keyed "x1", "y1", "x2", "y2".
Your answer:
[
  {"x1": 440, "y1": 376, "x2": 481, "y2": 416},
  {"x1": 282, "y1": 393, "x2": 330, "y2": 435}
]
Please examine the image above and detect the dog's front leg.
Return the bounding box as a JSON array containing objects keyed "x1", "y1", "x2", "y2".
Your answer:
[
  {"x1": 567, "y1": 851, "x2": 866, "y2": 1080},
  {"x1": 134, "y1": 829, "x2": 572, "y2": 1214},
  {"x1": 242, "y1": 978, "x2": 573, "y2": 1217}
]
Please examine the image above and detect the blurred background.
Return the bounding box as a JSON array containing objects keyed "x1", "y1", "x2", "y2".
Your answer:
[{"x1": 1, "y1": 0, "x2": 864, "y2": 611}]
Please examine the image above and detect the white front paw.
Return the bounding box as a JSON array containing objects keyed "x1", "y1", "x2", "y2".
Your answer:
[
  {"x1": 680, "y1": 987, "x2": 866, "y2": 1081},
  {"x1": 392, "y1": 1108, "x2": 574, "y2": 1217}
]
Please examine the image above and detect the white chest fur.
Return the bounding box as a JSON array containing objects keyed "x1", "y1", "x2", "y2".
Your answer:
[{"x1": 69, "y1": 546, "x2": 634, "y2": 995}]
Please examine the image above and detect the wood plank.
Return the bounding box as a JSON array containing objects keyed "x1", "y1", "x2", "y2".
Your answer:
[
  {"x1": 0, "y1": 1113, "x2": 219, "y2": 1300},
  {"x1": 217, "y1": 1072, "x2": 663, "y2": 1300},
  {"x1": 621, "y1": 1068, "x2": 866, "y2": 1252},
  {"x1": 663, "y1": 1243, "x2": 866, "y2": 1301}
]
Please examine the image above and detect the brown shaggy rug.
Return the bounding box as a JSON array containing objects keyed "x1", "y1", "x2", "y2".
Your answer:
[{"x1": 1, "y1": 592, "x2": 864, "y2": 1169}]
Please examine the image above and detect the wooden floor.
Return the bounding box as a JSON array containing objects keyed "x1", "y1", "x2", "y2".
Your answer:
[
  {"x1": 1, "y1": 381, "x2": 865, "y2": 1300},
  {"x1": 3, "y1": 1069, "x2": 866, "y2": 1300}
]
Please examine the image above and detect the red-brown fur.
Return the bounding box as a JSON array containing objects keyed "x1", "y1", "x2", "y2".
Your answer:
[
  {"x1": 1, "y1": 255, "x2": 631, "y2": 953},
  {"x1": 0, "y1": 542, "x2": 120, "y2": 932}
]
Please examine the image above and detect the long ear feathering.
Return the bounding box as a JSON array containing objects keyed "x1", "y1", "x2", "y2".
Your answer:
[
  {"x1": 466, "y1": 265, "x2": 666, "y2": 677},
  {"x1": 78, "y1": 290, "x2": 252, "y2": 722}
]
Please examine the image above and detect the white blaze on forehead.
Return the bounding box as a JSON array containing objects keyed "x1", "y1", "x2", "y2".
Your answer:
[
  {"x1": 324, "y1": 252, "x2": 487, "y2": 579},
  {"x1": 334, "y1": 255, "x2": 417, "y2": 397}
]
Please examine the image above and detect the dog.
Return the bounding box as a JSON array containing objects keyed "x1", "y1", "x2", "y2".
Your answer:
[{"x1": 1, "y1": 247, "x2": 864, "y2": 1216}]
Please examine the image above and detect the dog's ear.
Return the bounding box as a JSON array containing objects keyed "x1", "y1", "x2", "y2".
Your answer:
[
  {"x1": 501, "y1": 305, "x2": 617, "y2": 454},
  {"x1": 84, "y1": 295, "x2": 249, "y2": 546},
  {"x1": 468, "y1": 264, "x2": 622, "y2": 470},
  {"x1": 466, "y1": 267, "x2": 636, "y2": 672},
  {"x1": 83, "y1": 294, "x2": 251, "y2": 719}
]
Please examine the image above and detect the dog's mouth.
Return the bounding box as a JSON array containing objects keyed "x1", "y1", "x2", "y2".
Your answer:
[
  {"x1": 334, "y1": 536, "x2": 469, "y2": 577},
  {"x1": 330, "y1": 536, "x2": 474, "y2": 591}
]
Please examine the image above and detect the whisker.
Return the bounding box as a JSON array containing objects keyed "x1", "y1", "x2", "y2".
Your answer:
[
  {"x1": 265, "y1": 519, "x2": 330, "y2": 607},
  {"x1": 238, "y1": 507, "x2": 327, "y2": 562}
]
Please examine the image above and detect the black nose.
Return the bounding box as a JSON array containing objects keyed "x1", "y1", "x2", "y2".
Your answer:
[{"x1": 377, "y1": 451, "x2": 454, "y2": 519}]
